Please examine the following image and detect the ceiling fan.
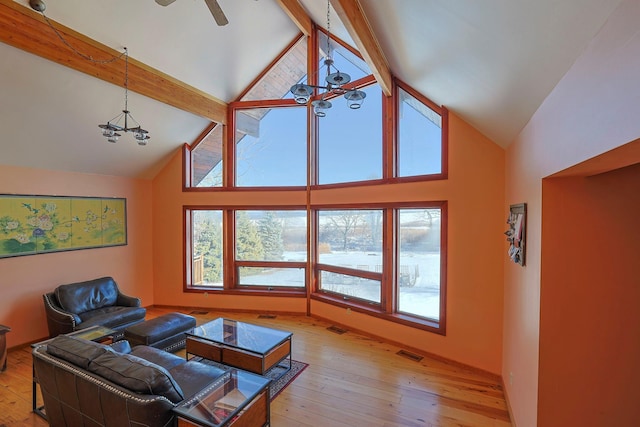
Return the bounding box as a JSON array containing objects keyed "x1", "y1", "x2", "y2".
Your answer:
[{"x1": 155, "y1": 0, "x2": 229, "y2": 26}]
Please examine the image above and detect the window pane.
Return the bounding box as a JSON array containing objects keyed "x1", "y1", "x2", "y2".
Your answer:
[
  {"x1": 235, "y1": 210, "x2": 307, "y2": 261},
  {"x1": 397, "y1": 208, "x2": 441, "y2": 320},
  {"x1": 398, "y1": 88, "x2": 442, "y2": 177},
  {"x1": 319, "y1": 271, "x2": 380, "y2": 303},
  {"x1": 318, "y1": 210, "x2": 382, "y2": 265},
  {"x1": 318, "y1": 85, "x2": 382, "y2": 185},
  {"x1": 235, "y1": 107, "x2": 307, "y2": 187},
  {"x1": 317, "y1": 209, "x2": 382, "y2": 303},
  {"x1": 193, "y1": 125, "x2": 223, "y2": 187},
  {"x1": 238, "y1": 267, "x2": 305, "y2": 288},
  {"x1": 192, "y1": 210, "x2": 223, "y2": 287}
]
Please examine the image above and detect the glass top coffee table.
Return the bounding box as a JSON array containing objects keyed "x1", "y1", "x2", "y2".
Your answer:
[
  {"x1": 173, "y1": 368, "x2": 271, "y2": 427},
  {"x1": 185, "y1": 318, "x2": 292, "y2": 377}
]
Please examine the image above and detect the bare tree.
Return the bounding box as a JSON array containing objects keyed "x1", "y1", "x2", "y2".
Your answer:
[{"x1": 322, "y1": 211, "x2": 366, "y2": 251}]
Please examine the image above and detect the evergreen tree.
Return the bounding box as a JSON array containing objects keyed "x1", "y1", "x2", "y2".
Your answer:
[
  {"x1": 236, "y1": 211, "x2": 264, "y2": 260},
  {"x1": 258, "y1": 211, "x2": 284, "y2": 261}
]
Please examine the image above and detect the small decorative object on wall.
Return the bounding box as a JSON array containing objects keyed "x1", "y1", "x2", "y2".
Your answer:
[
  {"x1": 0, "y1": 195, "x2": 126, "y2": 258},
  {"x1": 506, "y1": 203, "x2": 526, "y2": 266}
]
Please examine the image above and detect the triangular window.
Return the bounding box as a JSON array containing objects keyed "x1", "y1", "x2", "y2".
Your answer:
[
  {"x1": 192, "y1": 124, "x2": 223, "y2": 187},
  {"x1": 241, "y1": 36, "x2": 308, "y2": 101}
]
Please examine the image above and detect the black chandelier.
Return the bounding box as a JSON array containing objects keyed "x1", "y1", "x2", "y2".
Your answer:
[
  {"x1": 28, "y1": 0, "x2": 150, "y2": 145},
  {"x1": 98, "y1": 48, "x2": 150, "y2": 145},
  {"x1": 289, "y1": 0, "x2": 366, "y2": 117}
]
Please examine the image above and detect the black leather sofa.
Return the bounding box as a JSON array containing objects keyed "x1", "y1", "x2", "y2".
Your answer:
[
  {"x1": 43, "y1": 276, "x2": 146, "y2": 338},
  {"x1": 33, "y1": 335, "x2": 227, "y2": 427}
]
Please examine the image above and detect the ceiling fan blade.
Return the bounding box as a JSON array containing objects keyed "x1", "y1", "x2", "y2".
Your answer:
[
  {"x1": 204, "y1": 0, "x2": 229, "y2": 26},
  {"x1": 155, "y1": 0, "x2": 177, "y2": 6}
]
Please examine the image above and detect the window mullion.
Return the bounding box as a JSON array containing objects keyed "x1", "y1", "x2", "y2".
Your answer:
[{"x1": 383, "y1": 208, "x2": 395, "y2": 313}]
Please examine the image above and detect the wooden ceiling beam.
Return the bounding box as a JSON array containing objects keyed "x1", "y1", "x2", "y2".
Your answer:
[
  {"x1": 275, "y1": 0, "x2": 313, "y2": 36},
  {"x1": 0, "y1": 0, "x2": 227, "y2": 124},
  {"x1": 330, "y1": 0, "x2": 392, "y2": 96}
]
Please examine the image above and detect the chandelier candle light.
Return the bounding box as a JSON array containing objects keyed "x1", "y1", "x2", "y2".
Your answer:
[
  {"x1": 98, "y1": 48, "x2": 150, "y2": 145},
  {"x1": 289, "y1": 0, "x2": 366, "y2": 117}
]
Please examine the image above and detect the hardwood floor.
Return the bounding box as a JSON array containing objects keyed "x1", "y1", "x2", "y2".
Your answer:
[{"x1": 0, "y1": 307, "x2": 512, "y2": 426}]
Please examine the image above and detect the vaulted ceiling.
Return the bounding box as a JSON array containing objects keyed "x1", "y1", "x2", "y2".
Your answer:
[{"x1": 0, "y1": 0, "x2": 624, "y2": 179}]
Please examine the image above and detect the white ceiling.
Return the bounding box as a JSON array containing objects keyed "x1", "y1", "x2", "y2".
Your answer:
[{"x1": 0, "y1": 0, "x2": 624, "y2": 179}]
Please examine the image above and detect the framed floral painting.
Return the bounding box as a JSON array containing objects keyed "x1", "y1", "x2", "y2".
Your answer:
[{"x1": 0, "y1": 195, "x2": 126, "y2": 258}]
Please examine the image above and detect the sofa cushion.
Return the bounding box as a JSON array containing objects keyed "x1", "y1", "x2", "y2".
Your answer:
[
  {"x1": 130, "y1": 345, "x2": 186, "y2": 372},
  {"x1": 78, "y1": 306, "x2": 147, "y2": 329},
  {"x1": 109, "y1": 339, "x2": 132, "y2": 354},
  {"x1": 55, "y1": 277, "x2": 119, "y2": 314},
  {"x1": 46, "y1": 335, "x2": 113, "y2": 370},
  {"x1": 89, "y1": 351, "x2": 185, "y2": 403}
]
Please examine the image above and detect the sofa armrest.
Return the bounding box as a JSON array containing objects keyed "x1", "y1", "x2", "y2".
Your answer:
[
  {"x1": 43, "y1": 293, "x2": 82, "y2": 337},
  {"x1": 116, "y1": 293, "x2": 141, "y2": 307}
]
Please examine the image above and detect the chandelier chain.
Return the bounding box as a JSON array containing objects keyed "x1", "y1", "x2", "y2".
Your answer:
[
  {"x1": 38, "y1": 10, "x2": 125, "y2": 64},
  {"x1": 124, "y1": 48, "x2": 129, "y2": 112},
  {"x1": 326, "y1": 0, "x2": 331, "y2": 59}
]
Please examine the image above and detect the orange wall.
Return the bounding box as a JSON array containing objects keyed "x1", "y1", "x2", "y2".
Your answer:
[
  {"x1": 0, "y1": 165, "x2": 154, "y2": 347},
  {"x1": 539, "y1": 164, "x2": 640, "y2": 426},
  {"x1": 504, "y1": 1, "x2": 640, "y2": 425},
  {"x1": 152, "y1": 111, "x2": 506, "y2": 374}
]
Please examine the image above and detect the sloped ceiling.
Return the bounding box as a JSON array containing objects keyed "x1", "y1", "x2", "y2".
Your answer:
[{"x1": 0, "y1": 0, "x2": 624, "y2": 179}]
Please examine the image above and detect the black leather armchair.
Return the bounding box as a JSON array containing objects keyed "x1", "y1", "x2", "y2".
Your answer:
[{"x1": 43, "y1": 276, "x2": 146, "y2": 338}]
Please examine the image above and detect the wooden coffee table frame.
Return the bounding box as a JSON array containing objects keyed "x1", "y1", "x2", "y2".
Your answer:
[
  {"x1": 173, "y1": 368, "x2": 271, "y2": 427},
  {"x1": 185, "y1": 319, "x2": 292, "y2": 377}
]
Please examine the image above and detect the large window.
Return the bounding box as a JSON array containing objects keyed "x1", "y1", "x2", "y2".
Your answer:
[
  {"x1": 184, "y1": 25, "x2": 448, "y2": 334},
  {"x1": 186, "y1": 204, "x2": 446, "y2": 331},
  {"x1": 314, "y1": 205, "x2": 445, "y2": 328}
]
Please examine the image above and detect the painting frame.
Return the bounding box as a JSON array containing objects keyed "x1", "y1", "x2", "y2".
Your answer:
[
  {"x1": 0, "y1": 194, "x2": 127, "y2": 258},
  {"x1": 506, "y1": 203, "x2": 526, "y2": 266}
]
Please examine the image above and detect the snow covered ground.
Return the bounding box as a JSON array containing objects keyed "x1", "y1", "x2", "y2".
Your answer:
[{"x1": 238, "y1": 250, "x2": 441, "y2": 320}]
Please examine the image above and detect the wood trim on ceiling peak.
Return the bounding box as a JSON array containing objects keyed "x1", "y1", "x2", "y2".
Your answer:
[
  {"x1": 330, "y1": 0, "x2": 392, "y2": 97},
  {"x1": 0, "y1": 0, "x2": 227, "y2": 124},
  {"x1": 275, "y1": 0, "x2": 314, "y2": 36}
]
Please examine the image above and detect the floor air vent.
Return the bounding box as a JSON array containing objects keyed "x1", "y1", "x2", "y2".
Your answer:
[
  {"x1": 189, "y1": 311, "x2": 209, "y2": 315},
  {"x1": 397, "y1": 350, "x2": 423, "y2": 362},
  {"x1": 258, "y1": 314, "x2": 277, "y2": 319},
  {"x1": 327, "y1": 325, "x2": 348, "y2": 335}
]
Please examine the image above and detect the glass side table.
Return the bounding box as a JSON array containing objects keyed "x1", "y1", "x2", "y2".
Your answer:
[
  {"x1": 31, "y1": 325, "x2": 117, "y2": 419},
  {"x1": 173, "y1": 368, "x2": 271, "y2": 427}
]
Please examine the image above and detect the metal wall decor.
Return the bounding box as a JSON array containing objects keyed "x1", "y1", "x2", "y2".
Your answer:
[{"x1": 506, "y1": 203, "x2": 526, "y2": 266}]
